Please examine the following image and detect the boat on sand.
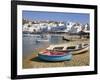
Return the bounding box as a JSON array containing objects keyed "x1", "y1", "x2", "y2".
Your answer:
[
  {"x1": 38, "y1": 51, "x2": 72, "y2": 61},
  {"x1": 46, "y1": 43, "x2": 89, "y2": 55},
  {"x1": 38, "y1": 43, "x2": 89, "y2": 61}
]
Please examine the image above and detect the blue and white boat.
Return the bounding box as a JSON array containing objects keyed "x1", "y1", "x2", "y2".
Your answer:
[{"x1": 38, "y1": 52, "x2": 72, "y2": 61}]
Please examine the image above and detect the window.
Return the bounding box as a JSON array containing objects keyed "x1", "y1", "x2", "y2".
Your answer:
[
  {"x1": 67, "y1": 46, "x2": 76, "y2": 50},
  {"x1": 53, "y1": 47, "x2": 64, "y2": 50}
]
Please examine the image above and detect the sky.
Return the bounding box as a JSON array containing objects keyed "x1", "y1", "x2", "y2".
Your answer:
[{"x1": 22, "y1": 11, "x2": 90, "y2": 24}]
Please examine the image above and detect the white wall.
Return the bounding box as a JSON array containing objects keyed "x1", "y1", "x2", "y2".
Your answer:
[{"x1": 0, "y1": 0, "x2": 99, "y2": 80}]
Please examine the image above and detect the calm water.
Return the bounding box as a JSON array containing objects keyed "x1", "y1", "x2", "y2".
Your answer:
[{"x1": 23, "y1": 33, "x2": 67, "y2": 57}]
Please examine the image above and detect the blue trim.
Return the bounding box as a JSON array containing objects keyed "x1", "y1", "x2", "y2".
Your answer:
[{"x1": 38, "y1": 53, "x2": 72, "y2": 61}]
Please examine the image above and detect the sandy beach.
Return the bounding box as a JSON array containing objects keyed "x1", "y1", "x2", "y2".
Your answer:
[{"x1": 23, "y1": 51, "x2": 89, "y2": 69}]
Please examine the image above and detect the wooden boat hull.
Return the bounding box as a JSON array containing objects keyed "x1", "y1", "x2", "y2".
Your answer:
[
  {"x1": 71, "y1": 46, "x2": 89, "y2": 54},
  {"x1": 38, "y1": 53, "x2": 72, "y2": 61}
]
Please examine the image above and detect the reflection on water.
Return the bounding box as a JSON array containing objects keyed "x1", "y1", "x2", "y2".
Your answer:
[{"x1": 23, "y1": 33, "x2": 67, "y2": 57}]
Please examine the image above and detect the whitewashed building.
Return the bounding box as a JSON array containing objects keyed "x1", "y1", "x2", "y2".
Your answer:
[
  {"x1": 23, "y1": 23, "x2": 29, "y2": 32},
  {"x1": 64, "y1": 22, "x2": 83, "y2": 33}
]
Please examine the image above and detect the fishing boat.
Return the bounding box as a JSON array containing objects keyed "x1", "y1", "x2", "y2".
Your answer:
[
  {"x1": 35, "y1": 35, "x2": 49, "y2": 42},
  {"x1": 38, "y1": 51, "x2": 72, "y2": 61},
  {"x1": 46, "y1": 43, "x2": 89, "y2": 55},
  {"x1": 38, "y1": 43, "x2": 89, "y2": 61},
  {"x1": 36, "y1": 39, "x2": 49, "y2": 42}
]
